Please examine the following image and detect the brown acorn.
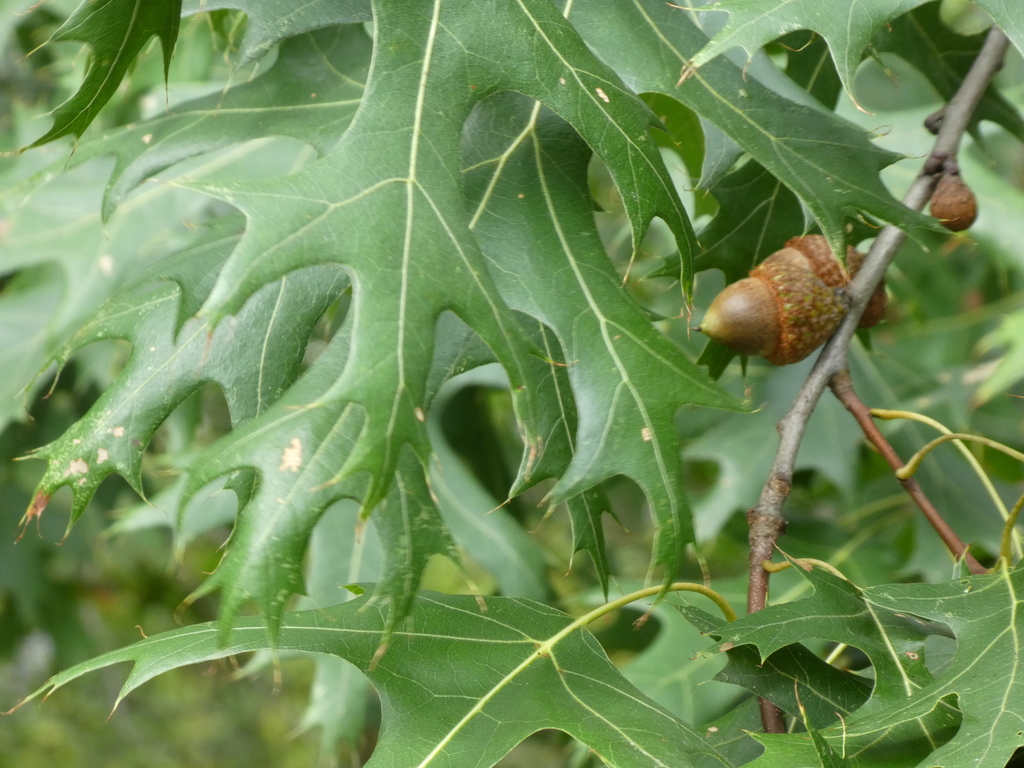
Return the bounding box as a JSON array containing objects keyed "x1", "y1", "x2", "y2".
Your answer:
[
  {"x1": 929, "y1": 172, "x2": 977, "y2": 231},
  {"x1": 700, "y1": 235, "x2": 886, "y2": 365}
]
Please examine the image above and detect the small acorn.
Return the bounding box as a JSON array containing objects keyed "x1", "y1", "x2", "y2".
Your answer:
[
  {"x1": 929, "y1": 172, "x2": 977, "y2": 231},
  {"x1": 699, "y1": 235, "x2": 886, "y2": 365}
]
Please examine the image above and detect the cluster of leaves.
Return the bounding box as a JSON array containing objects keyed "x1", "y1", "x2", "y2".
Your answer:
[{"x1": 4, "y1": 0, "x2": 1024, "y2": 766}]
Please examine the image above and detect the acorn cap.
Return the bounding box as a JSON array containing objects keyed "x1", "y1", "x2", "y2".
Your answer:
[
  {"x1": 784, "y1": 234, "x2": 846, "y2": 287},
  {"x1": 930, "y1": 173, "x2": 977, "y2": 232},
  {"x1": 752, "y1": 247, "x2": 847, "y2": 365},
  {"x1": 700, "y1": 240, "x2": 849, "y2": 365}
]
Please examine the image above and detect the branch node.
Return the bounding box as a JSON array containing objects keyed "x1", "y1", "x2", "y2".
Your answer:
[{"x1": 747, "y1": 508, "x2": 787, "y2": 539}]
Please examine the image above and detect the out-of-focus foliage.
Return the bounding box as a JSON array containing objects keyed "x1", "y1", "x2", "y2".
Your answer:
[{"x1": 2, "y1": 0, "x2": 1024, "y2": 766}]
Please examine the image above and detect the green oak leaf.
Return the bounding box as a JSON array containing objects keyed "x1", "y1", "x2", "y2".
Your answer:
[
  {"x1": 714, "y1": 566, "x2": 944, "y2": 705},
  {"x1": 180, "y1": 309, "x2": 538, "y2": 639},
  {"x1": 30, "y1": 0, "x2": 182, "y2": 146},
  {"x1": 851, "y1": 568, "x2": 1024, "y2": 768},
  {"x1": 191, "y1": 0, "x2": 702, "y2": 528},
  {"x1": 0, "y1": 135, "x2": 311, "y2": 434},
  {"x1": 745, "y1": 731, "x2": 849, "y2": 768},
  {"x1": 679, "y1": 605, "x2": 870, "y2": 731},
  {"x1": 804, "y1": 715, "x2": 852, "y2": 768},
  {"x1": 16, "y1": 593, "x2": 733, "y2": 768},
  {"x1": 706, "y1": 564, "x2": 964, "y2": 766},
  {"x1": 717, "y1": 643, "x2": 870, "y2": 732},
  {"x1": 571, "y1": 0, "x2": 935, "y2": 265},
  {"x1": 183, "y1": 313, "x2": 514, "y2": 639},
  {"x1": 72, "y1": 24, "x2": 371, "y2": 218},
  {"x1": 464, "y1": 94, "x2": 741, "y2": 582},
  {"x1": 24, "y1": 217, "x2": 345, "y2": 530}
]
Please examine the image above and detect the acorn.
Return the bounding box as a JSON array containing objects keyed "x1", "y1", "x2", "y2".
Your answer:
[
  {"x1": 699, "y1": 235, "x2": 886, "y2": 365},
  {"x1": 929, "y1": 172, "x2": 977, "y2": 231}
]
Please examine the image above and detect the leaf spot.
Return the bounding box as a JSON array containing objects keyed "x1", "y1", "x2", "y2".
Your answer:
[
  {"x1": 641, "y1": 427, "x2": 652, "y2": 442},
  {"x1": 96, "y1": 448, "x2": 109, "y2": 464},
  {"x1": 905, "y1": 651, "x2": 919, "y2": 660},
  {"x1": 141, "y1": 133, "x2": 153, "y2": 144},
  {"x1": 77, "y1": 478, "x2": 87, "y2": 486},
  {"x1": 707, "y1": 726, "x2": 719, "y2": 734},
  {"x1": 595, "y1": 86, "x2": 610, "y2": 103},
  {"x1": 68, "y1": 459, "x2": 88, "y2": 476},
  {"x1": 559, "y1": 77, "x2": 566, "y2": 85},
  {"x1": 279, "y1": 438, "x2": 303, "y2": 472},
  {"x1": 108, "y1": 426, "x2": 125, "y2": 437},
  {"x1": 72, "y1": 439, "x2": 81, "y2": 445}
]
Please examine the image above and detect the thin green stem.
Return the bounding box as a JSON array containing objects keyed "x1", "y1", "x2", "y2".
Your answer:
[
  {"x1": 825, "y1": 643, "x2": 849, "y2": 665},
  {"x1": 895, "y1": 432, "x2": 1024, "y2": 481},
  {"x1": 555, "y1": 583, "x2": 736, "y2": 652},
  {"x1": 997, "y1": 492, "x2": 1024, "y2": 570},
  {"x1": 761, "y1": 558, "x2": 848, "y2": 580},
  {"x1": 871, "y1": 408, "x2": 1022, "y2": 559}
]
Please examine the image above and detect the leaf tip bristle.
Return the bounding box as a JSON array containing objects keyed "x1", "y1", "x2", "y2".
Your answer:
[
  {"x1": 2, "y1": 691, "x2": 38, "y2": 715},
  {"x1": 16, "y1": 491, "x2": 50, "y2": 542}
]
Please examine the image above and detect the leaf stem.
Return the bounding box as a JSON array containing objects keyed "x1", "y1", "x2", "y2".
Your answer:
[
  {"x1": 895, "y1": 432, "x2": 1024, "y2": 479},
  {"x1": 998, "y1": 492, "x2": 1024, "y2": 570},
  {"x1": 568, "y1": 583, "x2": 737, "y2": 637},
  {"x1": 761, "y1": 557, "x2": 847, "y2": 579}
]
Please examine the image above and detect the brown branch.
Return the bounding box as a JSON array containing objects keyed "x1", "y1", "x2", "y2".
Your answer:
[
  {"x1": 745, "y1": 25, "x2": 1010, "y2": 732},
  {"x1": 829, "y1": 371, "x2": 986, "y2": 575}
]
